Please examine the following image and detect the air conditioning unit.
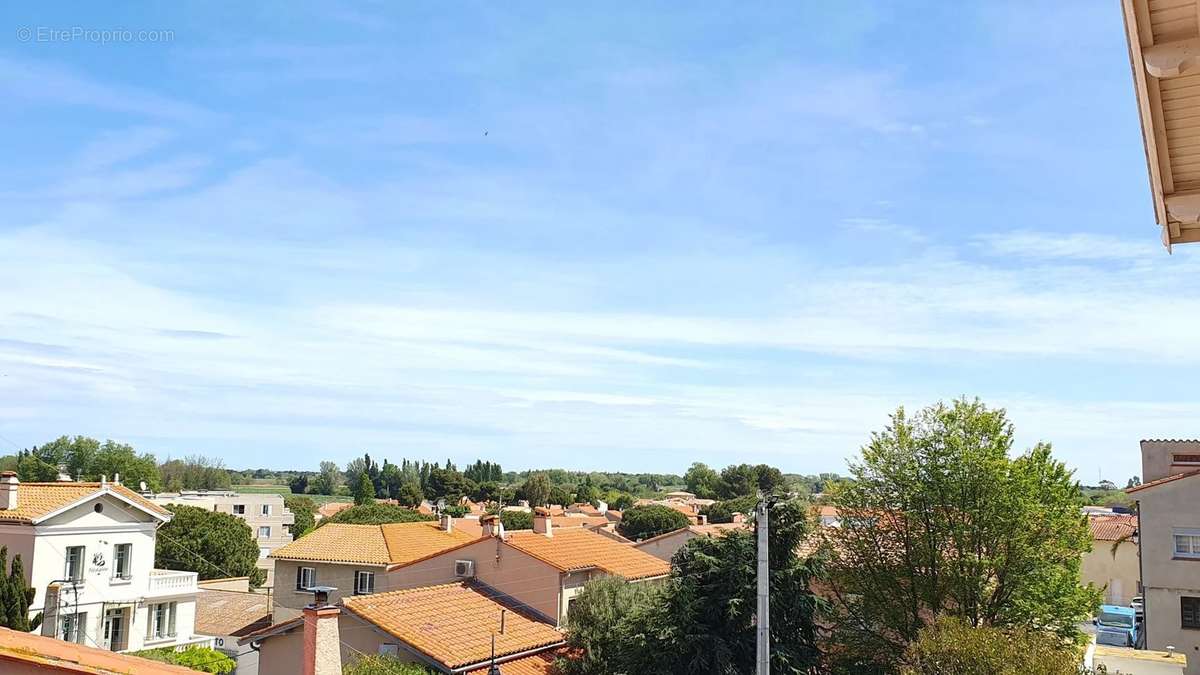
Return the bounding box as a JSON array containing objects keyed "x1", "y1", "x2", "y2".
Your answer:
[{"x1": 455, "y1": 560, "x2": 475, "y2": 578}]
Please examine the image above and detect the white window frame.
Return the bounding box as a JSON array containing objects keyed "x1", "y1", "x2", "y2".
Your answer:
[
  {"x1": 65, "y1": 546, "x2": 84, "y2": 581},
  {"x1": 261, "y1": 504, "x2": 271, "y2": 516},
  {"x1": 146, "y1": 602, "x2": 177, "y2": 640},
  {"x1": 354, "y1": 570, "x2": 375, "y2": 595},
  {"x1": 232, "y1": 504, "x2": 246, "y2": 515},
  {"x1": 296, "y1": 566, "x2": 315, "y2": 591},
  {"x1": 1175, "y1": 529, "x2": 1200, "y2": 559},
  {"x1": 112, "y1": 543, "x2": 132, "y2": 580},
  {"x1": 259, "y1": 547, "x2": 271, "y2": 559},
  {"x1": 258, "y1": 526, "x2": 271, "y2": 538}
]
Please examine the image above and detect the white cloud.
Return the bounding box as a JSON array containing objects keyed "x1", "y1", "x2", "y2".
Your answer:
[{"x1": 975, "y1": 230, "x2": 1158, "y2": 261}]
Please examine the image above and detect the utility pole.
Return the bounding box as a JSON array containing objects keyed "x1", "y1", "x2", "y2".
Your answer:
[{"x1": 756, "y1": 497, "x2": 770, "y2": 675}]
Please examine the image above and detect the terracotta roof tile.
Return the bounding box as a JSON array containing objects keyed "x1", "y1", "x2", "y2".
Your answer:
[
  {"x1": 195, "y1": 589, "x2": 272, "y2": 637},
  {"x1": 270, "y1": 521, "x2": 477, "y2": 566},
  {"x1": 1089, "y1": 514, "x2": 1139, "y2": 542},
  {"x1": 316, "y1": 501, "x2": 354, "y2": 518},
  {"x1": 466, "y1": 649, "x2": 565, "y2": 675},
  {"x1": 505, "y1": 528, "x2": 669, "y2": 580},
  {"x1": 342, "y1": 582, "x2": 564, "y2": 670},
  {"x1": 0, "y1": 482, "x2": 170, "y2": 523},
  {"x1": 0, "y1": 626, "x2": 198, "y2": 674},
  {"x1": 1125, "y1": 470, "x2": 1200, "y2": 494}
]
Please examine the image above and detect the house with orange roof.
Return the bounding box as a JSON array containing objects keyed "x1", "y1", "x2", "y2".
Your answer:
[
  {"x1": 0, "y1": 472, "x2": 209, "y2": 654},
  {"x1": 0, "y1": 625, "x2": 201, "y2": 674},
  {"x1": 267, "y1": 515, "x2": 478, "y2": 620},
  {"x1": 633, "y1": 522, "x2": 748, "y2": 562},
  {"x1": 391, "y1": 509, "x2": 669, "y2": 626},
  {"x1": 242, "y1": 582, "x2": 566, "y2": 675},
  {"x1": 1080, "y1": 513, "x2": 1139, "y2": 606}
]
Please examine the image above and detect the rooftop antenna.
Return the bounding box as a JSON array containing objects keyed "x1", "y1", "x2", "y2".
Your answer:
[{"x1": 487, "y1": 632, "x2": 501, "y2": 675}]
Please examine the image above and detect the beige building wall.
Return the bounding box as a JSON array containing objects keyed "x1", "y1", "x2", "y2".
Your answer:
[
  {"x1": 634, "y1": 529, "x2": 696, "y2": 562},
  {"x1": 271, "y1": 560, "x2": 388, "y2": 622},
  {"x1": 1081, "y1": 538, "x2": 1140, "y2": 606},
  {"x1": 396, "y1": 537, "x2": 565, "y2": 625},
  {"x1": 1139, "y1": 441, "x2": 1200, "y2": 674}
]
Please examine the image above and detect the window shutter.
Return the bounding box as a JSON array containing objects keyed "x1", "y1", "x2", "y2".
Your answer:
[
  {"x1": 168, "y1": 602, "x2": 177, "y2": 637},
  {"x1": 146, "y1": 605, "x2": 154, "y2": 639}
]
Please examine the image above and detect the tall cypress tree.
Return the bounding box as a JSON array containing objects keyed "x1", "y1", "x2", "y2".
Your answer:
[{"x1": 0, "y1": 546, "x2": 11, "y2": 627}]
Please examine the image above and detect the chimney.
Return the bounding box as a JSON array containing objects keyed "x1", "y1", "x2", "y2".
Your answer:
[
  {"x1": 532, "y1": 507, "x2": 552, "y2": 537},
  {"x1": 0, "y1": 472, "x2": 18, "y2": 510},
  {"x1": 113, "y1": 473, "x2": 121, "y2": 486},
  {"x1": 303, "y1": 587, "x2": 341, "y2": 675},
  {"x1": 481, "y1": 514, "x2": 499, "y2": 537},
  {"x1": 440, "y1": 514, "x2": 454, "y2": 533},
  {"x1": 101, "y1": 474, "x2": 107, "y2": 487},
  {"x1": 596, "y1": 500, "x2": 607, "y2": 513}
]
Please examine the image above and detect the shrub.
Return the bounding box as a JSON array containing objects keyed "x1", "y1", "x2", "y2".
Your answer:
[{"x1": 616, "y1": 504, "x2": 689, "y2": 541}]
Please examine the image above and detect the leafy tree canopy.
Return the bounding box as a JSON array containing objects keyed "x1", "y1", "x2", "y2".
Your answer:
[
  {"x1": 825, "y1": 399, "x2": 1100, "y2": 672},
  {"x1": 899, "y1": 617, "x2": 1085, "y2": 675},
  {"x1": 616, "y1": 504, "x2": 690, "y2": 541},
  {"x1": 284, "y1": 495, "x2": 316, "y2": 538},
  {"x1": 320, "y1": 503, "x2": 433, "y2": 526},
  {"x1": 155, "y1": 505, "x2": 266, "y2": 587},
  {"x1": 500, "y1": 510, "x2": 532, "y2": 531},
  {"x1": 519, "y1": 473, "x2": 552, "y2": 507},
  {"x1": 134, "y1": 646, "x2": 236, "y2": 674}
]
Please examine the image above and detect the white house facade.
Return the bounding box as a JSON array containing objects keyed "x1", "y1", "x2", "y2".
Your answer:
[{"x1": 0, "y1": 471, "x2": 210, "y2": 653}]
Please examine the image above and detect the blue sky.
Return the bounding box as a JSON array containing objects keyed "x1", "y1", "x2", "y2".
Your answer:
[{"x1": 0, "y1": 2, "x2": 1194, "y2": 481}]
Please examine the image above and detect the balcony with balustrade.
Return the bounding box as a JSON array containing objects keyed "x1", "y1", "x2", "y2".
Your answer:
[{"x1": 146, "y1": 568, "x2": 198, "y2": 596}]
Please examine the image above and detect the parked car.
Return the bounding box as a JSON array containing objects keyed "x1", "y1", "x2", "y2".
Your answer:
[
  {"x1": 1131, "y1": 595, "x2": 1145, "y2": 619},
  {"x1": 1095, "y1": 605, "x2": 1140, "y2": 647}
]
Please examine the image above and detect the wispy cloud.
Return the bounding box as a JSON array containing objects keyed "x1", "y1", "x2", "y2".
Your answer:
[{"x1": 975, "y1": 231, "x2": 1157, "y2": 261}]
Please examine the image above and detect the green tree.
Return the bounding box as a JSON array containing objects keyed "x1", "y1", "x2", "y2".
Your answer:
[
  {"x1": 700, "y1": 495, "x2": 757, "y2": 524},
  {"x1": 134, "y1": 646, "x2": 236, "y2": 674},
  {"x1": 683, "y1": 462, "x2": 720, "y2": 499},
  {"x1": 288, "y1": 473, "x2": 309, "y2": 494},
  {"x1": 574, "y1": 481, "x2": 601, "y2": 505},
  {"x1": 159, "y1": 455, "x2": 231, "y2": 491},
  {"x1": 312, "y1": 461, "x2": 343, "y2": 495},
  {"x1": 284, "y1": 495, "x2": 316, "y2": 538},
  {"x1": 353, "y1": 471, "x2": 375, "y2": 505},
  {"x1": 899, "y1": 617, "x2": 1084, "y2": 675},
  {"x1": 500, "y1": 510, "x2": 533, "y2": 531},
  {"x1": 0, "y1": 547, "x2": 41, "y2": 631},
  {"x1": 320, "y1": 503, "x2": 433, "y2": 526},
  {"x1": 520, "y1": 473, "x2": 552, "y2": 507},
  {"x1": 155, "y1": 505, "x2": 266, "y2": 587},
  {"x1": 343, "y1": 654, "x2": 434, "y2": 674},
  {"x1": 616, "y1": 504, "x2": 689, "y2": 541},
  {"x1": 825, "y1": 399, "x2": 1100, "y2": 672},
  {"x1": 563, "y1": 500, "x2": 822, "y2": 674},
  {"x1": 396, "y1": 481, "x2": 424, "y2": 508},
  {"x1": 559, "y1": 576, "x2": 662, "y2": 675},
  {"x1": 548, "y1": 485, "x2": 571, "y2": 507},
  {"x1": 426, "y1": 466, "x2": 466, "y2": 502},
  {"x1": 608, "y1": 493, "x2": 634, "y2": 510},
  {"x1": 17, "y1": 453, "x2": 59, "y2": 482},
  {"x1": 379, "y1": 462, "x2": 403, "y2": 499}
]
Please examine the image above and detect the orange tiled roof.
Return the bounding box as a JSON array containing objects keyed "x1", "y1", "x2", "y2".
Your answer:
[
  {"x1": 1125, "y1": 470, "x2": 1200, "y2": 494},
  {"x1": 270, "y1": 521, "x2": 477, "y2": 566},
  {"x1": 1090, "y1": 514, "x2": 1138, "y2": 542},
  {"x1": 550, "y1": 515, "x2": 609, "y2": 528},
  {"x1": 316, "y1": 501, "x2": 354, "y2": 518},
  {"x1": 466, "y1": 649, "x2": 565, "y2": 675},
  {"x1": 342, "y1": 582, "x2": 564, "y2": 670},
  {"x1": 505, "y1": 528, "x2": 670, "y2": 580},
  {"x1": 0, "y1": 481, "x2": 171, "y2": 523},
  {"x1": 0, "y1": 625, "x2": 198, "y2": 674}
]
